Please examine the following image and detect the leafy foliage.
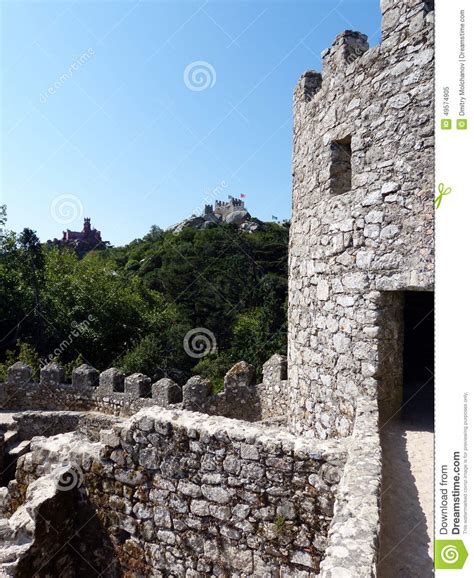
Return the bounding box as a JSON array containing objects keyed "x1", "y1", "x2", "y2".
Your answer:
[
  {"x1": 0, "y1": 217, "x2": 288, "y2": 384},
  {"x1": 0, "y1": 341, "x2": 41, "y2": 382}
]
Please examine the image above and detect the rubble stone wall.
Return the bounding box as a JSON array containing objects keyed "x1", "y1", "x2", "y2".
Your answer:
[
  {"x1": 320, "y1": 398, "x2": 381, "y2": 577},
  {"x1": 10, "y1": 411, "x2": 123, "y2": 442},
  {"x1": 0, "y1": 374, "x2": 159, "y2": 417},
  {"x1": 256, "y1": 354, "x2": 289, "y2": 422},
  {"x1": 0, "y1": 358, "x2": 283, "y2": 423},
  {"x1": 2, "y1": 397, "x2": 381, "y2": 577},
  {"x1": 9, "y1": 408, "x2": 348, "y2": 576},
  {"x1": 288, "y1": 0, "x2": 435, "y2": 437}
]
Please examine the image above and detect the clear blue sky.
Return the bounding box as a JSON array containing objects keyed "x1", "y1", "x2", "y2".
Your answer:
[{"x1": 1, "y1": 0, "x2": 381, "y2": 246}]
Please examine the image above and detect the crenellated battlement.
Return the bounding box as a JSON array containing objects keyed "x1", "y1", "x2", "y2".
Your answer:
[
  {"x1": 321, "y1": 30, "x2": 369, "y2": 75},
  {"x1": 213, "y1": 197, "x2": 246, "y2": 220},
  {"x1": 1, "y1": 357, "x2": 288, "y2": 423},
  {"x1": 294, "y1": 0, "x2": 434, "y2": 111}
]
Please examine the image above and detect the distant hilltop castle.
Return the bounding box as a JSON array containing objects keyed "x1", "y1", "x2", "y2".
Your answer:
[
  {"x1": 170, "y1": 197, "x2": 259, "y2": 233},
  {"x1": 49, "y1": 217, "x2": 107, "y2": 256},
  {"x1": 204, "y1": 198, "x2": 246, "y2": 220},
  {"x1": 169, "y1": 196, "x2": 289, "y2": 233}
]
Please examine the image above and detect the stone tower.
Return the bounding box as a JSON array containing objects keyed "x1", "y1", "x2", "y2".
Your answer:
[{"x1": 288, "y1": 0, "x2": 434, "y2": 438}]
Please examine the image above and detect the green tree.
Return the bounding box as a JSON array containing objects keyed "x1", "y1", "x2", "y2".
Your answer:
[
  {"x1": 0, "y1": 217, "x2": 289, "y2": 381},
  {"x1": 0, "y1": 341, "x2": 41, "y2": 381}
]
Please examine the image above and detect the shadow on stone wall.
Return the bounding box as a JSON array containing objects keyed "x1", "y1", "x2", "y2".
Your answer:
[{"x1": 16, "y1": 488, "x2": 119, "y2": 577}]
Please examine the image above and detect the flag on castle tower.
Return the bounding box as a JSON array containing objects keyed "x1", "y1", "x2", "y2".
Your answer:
[
  {"x1": 228, "y1": 195, "x2": 233, "y2": 200},
  {"x1": 240, "y1": 193, "x2": 246, "y2": 199}
]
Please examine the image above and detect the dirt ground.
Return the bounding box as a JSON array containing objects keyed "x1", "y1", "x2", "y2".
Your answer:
[{"x1": 377, "y1": 419, "x2": 434, "y2": 577}]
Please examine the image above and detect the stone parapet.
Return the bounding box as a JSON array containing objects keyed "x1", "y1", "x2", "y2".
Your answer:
[
  {"x1": 320, "y1": 398, "x2": 381, "y2": 577},
  {"x1": 5, "y1": 407, "x2": 348, "y2": 575},
  {"x1": 0, "y1": 359, "x2": 284, "y2": 422}
]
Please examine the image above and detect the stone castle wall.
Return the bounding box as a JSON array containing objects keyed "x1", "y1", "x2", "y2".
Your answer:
[
  {"x1": 1, "y1": 357, "x2": 381, "y2": 576},
  {"x1": 0, "y1": 359, "x2": 288, "y2": 424},
  {"x1": 2, "y1": 402, "x2": 380, "y2": 577},
  {"x1": 288, "y1": 0, "x2": 434, "y2": 438},
  {"x1": 4, "y1": 408, "x2": 348, "y2": 576},
  {"x1": 213, "y1": 198, "x2": 246, "y2": 219}
]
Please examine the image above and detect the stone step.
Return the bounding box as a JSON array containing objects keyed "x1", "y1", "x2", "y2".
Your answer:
[{"x1": 7, "y1": 439, "x2": 31, "y2": 459}]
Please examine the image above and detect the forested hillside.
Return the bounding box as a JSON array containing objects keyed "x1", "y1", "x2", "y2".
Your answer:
[{"x1": 0, "y1": 211, "x2": 288, "y2": 389}]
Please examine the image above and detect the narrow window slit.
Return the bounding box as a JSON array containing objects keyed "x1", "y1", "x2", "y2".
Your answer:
[{"x1": 329, "y1": 135, "x2": 352, "y2": 195}]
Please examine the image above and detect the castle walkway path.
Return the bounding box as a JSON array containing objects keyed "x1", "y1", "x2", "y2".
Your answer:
[{"x1": 378, "y1": 418, "x2": 434, "y2": 577}]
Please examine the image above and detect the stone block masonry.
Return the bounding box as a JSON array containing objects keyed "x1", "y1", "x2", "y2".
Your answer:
[
  {"x1": 97, "y1": 409, "x2": 346, "y2": 575},
  {"x1": 0, "y1": 364, "x2": 380, "y2": 576},
  {"x1": 289, "y1": 0, "x2": 434, "y2": 438},
  {"x1": 0, "y1": 402, "x2": 381, "y2": 576},
  {"x1": 0, "y1": 357, "x2": 289, "y2": 424},
  {"x1": 3, "y1": 408, "x2": 349, "y2": 576},
  {"x1": 320, "y1": 398, "x2": 381, "y2": 577}
]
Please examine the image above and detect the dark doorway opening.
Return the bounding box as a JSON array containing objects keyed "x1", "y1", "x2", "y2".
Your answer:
[{"x1": 402, "y1": 291, "x2": 434, "y2": 426}]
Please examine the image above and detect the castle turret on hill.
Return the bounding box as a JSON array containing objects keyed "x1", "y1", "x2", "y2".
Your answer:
[
  {"x1": 169, "y1": 197, "x2": 266, "y2": 233},
  {"x1": 48, "y1": 217, "x2": 108, "y2": 256}
]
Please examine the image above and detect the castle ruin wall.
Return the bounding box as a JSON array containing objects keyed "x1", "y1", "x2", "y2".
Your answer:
[
  {"x1": 288, "y1": 0, "x2": 434, "y2": 438},
  {"x1": 0, "y1": 355, "x2": 292, "y2": 427},
  {"x1": 3, "y1": 408, "x2": 350, "y2": 576}
]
